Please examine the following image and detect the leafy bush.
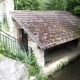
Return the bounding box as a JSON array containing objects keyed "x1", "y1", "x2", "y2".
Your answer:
[
  {"x1": 73, "y1": 6, "x2": 80, "y2": 15},
  {"x1": 43, "y1": 0, "x2": 67, "y2": 10},
  {"x1": 67, "y1": 0, "x2": 80, "y2": 15}
]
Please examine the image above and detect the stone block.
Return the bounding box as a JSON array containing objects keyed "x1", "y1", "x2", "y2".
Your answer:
[{"x1": 0, "y1": 57, "x2": 29, "y2": 80}]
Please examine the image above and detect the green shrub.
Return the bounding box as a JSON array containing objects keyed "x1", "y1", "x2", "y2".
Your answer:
[
  {"x1": 73, "y1": 6, "x2": 80, "y2": 15},
  {"x1": 56, "y1": 61, "x2": 68, "y2": 71}
]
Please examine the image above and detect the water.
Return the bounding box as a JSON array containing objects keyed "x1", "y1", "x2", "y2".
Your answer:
[{"x1": 47, "y1": 56, "x2": 80, "y2": 80}]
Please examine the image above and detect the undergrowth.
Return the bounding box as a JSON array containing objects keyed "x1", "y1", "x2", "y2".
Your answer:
[{"x1": 0, "y1": 42, "x2": 47, "y2": 80}]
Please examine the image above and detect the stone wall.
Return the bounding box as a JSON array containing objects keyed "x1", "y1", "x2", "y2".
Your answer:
[
  {"x1": 0, "y1": 0, "x2": 18, "y2": 39},
  {"x1": 0, "y1": 1, "x2": 5, "y2": 13},
  {"x1": 5, "y1": 0, "x2": 18, "y2": 39}
]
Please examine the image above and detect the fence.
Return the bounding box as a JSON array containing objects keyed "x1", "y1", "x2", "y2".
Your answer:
[
  {"x1": 0, "y1": 30, "x2": 32, "y2": 57},
  {"x1": 0, "y1": 13, "x2": 32, "y2": 58}
]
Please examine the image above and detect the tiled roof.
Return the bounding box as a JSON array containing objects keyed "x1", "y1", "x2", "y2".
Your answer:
[{"x1": 11, "y1": 10, "x2": 80, "y2": 49}]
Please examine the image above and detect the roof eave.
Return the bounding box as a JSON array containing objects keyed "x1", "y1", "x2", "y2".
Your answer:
[{"x1": 11, "y1": 13, "x2": 45, "y2": 50}]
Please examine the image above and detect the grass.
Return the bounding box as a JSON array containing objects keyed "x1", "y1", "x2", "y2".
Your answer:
[{"x1": 56, "y1": 61, "x2": 68, "y2": 71}]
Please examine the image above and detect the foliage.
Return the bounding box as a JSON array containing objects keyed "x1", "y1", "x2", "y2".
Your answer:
[
  {"x1": 40, "y1": 0, "x2": 80, "y2": 15},
  {"x1": 14, "y1": 0, "x2": 80, "y2": 15},
  {"x1": 0, "y1": 42, "x2": 5, "y2": 56},
  {"x1": 0, "y1": 41, "x2": 47, "y2": 80},
  {"x1": 41, "y1": 0, "x2": 67, "y2": 10},
  {"x1": 56, "y1": 61, "x2": 68, "y2": 71},
  {"x1": 48, "y1": 72, "x2": 54, "y2": 79},
  {"x1": 39, "y1": 0, "x2": 48, "y2": 10},
  {"x1": 25, "y1": 50, "x2": 41, "y2": 76},
  {"x1": 0, "y1": 41, "x2": 38, "y2": 74},
  {"x1": 73, "y1": 6, "x2": 80, "y2": 15},
  {"x1": 0, "y1": 30, "x2": 47, "y2": 79},
  {"x1": 14, "y1": 0, "x2": 41, "y2": 10},
  {"x1": 36, "y1": 75, "x2": 48, "y2": 80},
  {"x1": 67, "y1": 0, "x2": 80, "y2": 15}
]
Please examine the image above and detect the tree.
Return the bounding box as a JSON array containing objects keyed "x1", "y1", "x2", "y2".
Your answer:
[
  {"x1": 42, "y1": 0, "x2": 67, "y2": 10},
  {"x1": 73, "y1": 6, "x2": 80, "y2": 15},
  {"x1": 67, "y1": 0, "x2": 80, "y2": 15},
  {"x1": 14, "y1": 0, "x2": 80, "y2": 15},
  {"x1": 14, "y1": 0, "x2": 41, "y2": 10}
]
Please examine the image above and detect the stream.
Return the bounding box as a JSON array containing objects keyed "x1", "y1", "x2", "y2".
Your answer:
[{"x1": 47, "y1": 56, "x2": 80, "y2": 80}]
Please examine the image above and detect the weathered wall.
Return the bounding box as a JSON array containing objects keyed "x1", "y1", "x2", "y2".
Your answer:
[
  {"x1": 5, "y1": 0, "x2": 18, "y2": 39},
  {"x1": 0, "y1": 1, "x2": 5, "y2": 13},
  {"x1": 0, "y1": 0, "x2": 19, "y2": 39}
]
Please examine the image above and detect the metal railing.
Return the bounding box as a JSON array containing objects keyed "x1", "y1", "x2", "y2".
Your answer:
[
  {"x1": 0, "y1": 30, "x2": 31, "y2": 57},
  {"x1": 0, "y1": 13, "x2": 32, "y2": 58}
]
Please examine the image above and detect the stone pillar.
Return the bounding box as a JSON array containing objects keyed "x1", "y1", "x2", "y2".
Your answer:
[
  {"x1": 29, "y1": 42, "x2": 45, "y2": 68},
  {"x1": 0, "y1": 1, "x2": 5, "y2": 13},
  {"x1": 5, "y1": 0, "x2": 18, "y2": 39}
]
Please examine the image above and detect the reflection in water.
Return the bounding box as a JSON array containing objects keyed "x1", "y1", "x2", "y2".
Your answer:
[{"x1": 47, "y1": 56, "x2": 80, "y2": 80}]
